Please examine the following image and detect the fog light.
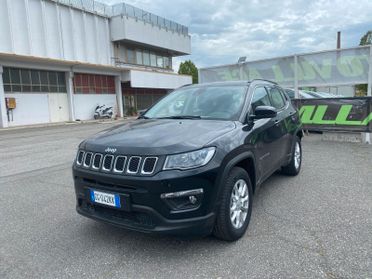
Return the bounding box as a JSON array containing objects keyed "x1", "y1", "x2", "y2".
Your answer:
[
  {"x1": 160, "y1": 189, "x2": 203, "y2": 211},
  {"x1": 189, "y1": 195, "x2": 197, "y2": 204}
]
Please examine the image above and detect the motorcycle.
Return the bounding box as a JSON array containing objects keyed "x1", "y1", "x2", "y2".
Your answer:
[{"x1": 94, "y1": 105, "x2": 113, "y2": 119}]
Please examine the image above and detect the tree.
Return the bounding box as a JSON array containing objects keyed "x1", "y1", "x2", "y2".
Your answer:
[
  {"x1": 178, "y1": 60, "x2": 198, "y2": 84},
  {"x1": 359, "y1": 31, "x2": 372, "y2": 45},
  {"x1": 355, "y1": 31, "x2": 372, "y2": 96}
]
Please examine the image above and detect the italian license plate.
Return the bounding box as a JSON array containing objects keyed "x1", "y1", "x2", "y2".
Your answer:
[{"x1": 90, "y1": 189, "x2": 121, "y2": 208}]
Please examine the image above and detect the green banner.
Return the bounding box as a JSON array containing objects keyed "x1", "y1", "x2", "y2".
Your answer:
[{"x1": 292, "y1": 97, "x2": 372, "y2": 132}]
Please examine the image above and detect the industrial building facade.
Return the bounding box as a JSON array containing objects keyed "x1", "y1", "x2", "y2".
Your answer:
[{"x1": 0, "y1": 0, "x2": 192, "y2": 128}]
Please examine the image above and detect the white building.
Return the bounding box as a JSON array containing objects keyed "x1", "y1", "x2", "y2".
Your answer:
[{"x1": 0, "y1": 0, "x2": 192, "y2": 128}]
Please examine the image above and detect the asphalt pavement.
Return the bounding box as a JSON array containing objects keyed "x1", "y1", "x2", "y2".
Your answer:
[{"x1": 0, "y1": 122, "x2": 371, "y2": 278}]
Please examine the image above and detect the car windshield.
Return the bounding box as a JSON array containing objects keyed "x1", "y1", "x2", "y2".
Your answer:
[{"x1": 144, "y1": 85, "x2": 247, "y2": 120}]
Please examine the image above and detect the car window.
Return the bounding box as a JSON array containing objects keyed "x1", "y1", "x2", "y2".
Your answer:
[
  {"x1": 285, "y1": 89, "x2": 295, "y2": 99},
  {"x1": 268, "y1": 86, "x2": 285, "y2": 109},
  {"x1": 251, "y1": 87, "x2": 271, "y2": 111},
  {"x1": 279, "y1": 88, "x2": 290, "y2": 101},
  {"x1": 144, "y1": 85, "x2": 247, "y2": 120}
]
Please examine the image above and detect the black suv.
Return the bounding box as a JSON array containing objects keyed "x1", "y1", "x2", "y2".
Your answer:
[{"x1": 73, "y1": 80, "x2": 302, "y2": 241}]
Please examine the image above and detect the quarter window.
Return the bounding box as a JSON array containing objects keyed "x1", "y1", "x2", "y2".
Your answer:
[{"x1": 268, "y1": 87, "x2": 285, "y2": 109}]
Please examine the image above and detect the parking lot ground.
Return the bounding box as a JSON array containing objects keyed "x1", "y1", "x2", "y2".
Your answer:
[{"x1": 0, "y1": 122, "x2": 371, "y2": 279}]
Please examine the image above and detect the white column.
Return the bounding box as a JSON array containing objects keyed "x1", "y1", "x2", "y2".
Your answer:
[
  {"x1": 0, "y1": 66, "x2": 9, "y2": 128},
  {"x1": 364, "y1": 45, "x2": 372, "y2": 144},
  {"x1": 294, "y1": 55, "x2": 299, "y2": 98},
  {"x1": 65, "y1": 71, "x2": 75, "y2": 121},
  {"x1": 115, "y1": 76, "x2": 124, "y2": 118}
]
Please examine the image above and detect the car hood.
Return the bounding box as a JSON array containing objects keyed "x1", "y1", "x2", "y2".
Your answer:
[{"x1": 83, "y1": 119, "x2": 236, "y2": 155}]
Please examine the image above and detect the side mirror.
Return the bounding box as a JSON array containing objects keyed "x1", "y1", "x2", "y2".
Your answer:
[{"x1": 251, "y1": 106, "x2": 277, "y2": 120}]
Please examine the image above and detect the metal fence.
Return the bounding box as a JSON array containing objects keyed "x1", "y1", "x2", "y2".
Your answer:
[
  {"x1": 199, "y1": 45, "x2": 372, "y2": 95},
  {"x1": 50, "y1": 0, "x2": 188, "y2": 35}
]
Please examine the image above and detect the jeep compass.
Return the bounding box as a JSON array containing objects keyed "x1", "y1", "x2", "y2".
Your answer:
[{"x1": 73, "y1": 80, "x2": 303, "y2": 241}]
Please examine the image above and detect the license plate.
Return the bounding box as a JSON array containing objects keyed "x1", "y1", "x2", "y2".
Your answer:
[{"x1": 90, "y1": 189, "x2": 121, "y2": 208}]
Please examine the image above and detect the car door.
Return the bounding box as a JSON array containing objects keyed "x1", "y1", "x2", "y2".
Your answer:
[
  {"x1": 266, "y1": 85, "x2": 290, "y2": 167},
  {"x1": 248, "y1": 86, "x2": 281, "y2": 179}
]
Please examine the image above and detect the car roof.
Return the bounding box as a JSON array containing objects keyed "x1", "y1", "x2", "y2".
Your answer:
[{"x1": 184, "y1": 79, "x2": 277, "y2": 88}]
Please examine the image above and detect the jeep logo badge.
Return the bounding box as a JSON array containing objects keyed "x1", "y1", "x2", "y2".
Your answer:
[{"x1": 105, "y1": 147, "x2": 117, "y2": 153}]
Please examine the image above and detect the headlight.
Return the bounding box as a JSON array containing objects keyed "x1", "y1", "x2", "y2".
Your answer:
[{"x1": 163, "y1": 147, "x2": 216, "y2": 170}]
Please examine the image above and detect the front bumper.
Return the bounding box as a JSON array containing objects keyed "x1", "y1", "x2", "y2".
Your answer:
[{"x1": 73, "y1": 164, "x2": 220, "y2": 235}]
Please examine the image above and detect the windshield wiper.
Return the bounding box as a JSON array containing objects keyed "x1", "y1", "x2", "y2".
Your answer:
[
  {"x1": 156, "y1": 115, "x2": 202, "y2": 119},
  {"x1": 138, "y1": 115, "x2": 151, "y2": 119}
]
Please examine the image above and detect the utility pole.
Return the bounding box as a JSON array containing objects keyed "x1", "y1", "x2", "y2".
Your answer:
[{"x1": 337, "y1": 31, "x2": 341, "y2": 49}]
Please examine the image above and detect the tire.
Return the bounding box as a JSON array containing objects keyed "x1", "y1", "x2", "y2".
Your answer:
[
  {"x1": 213, "y1": 167, "x2": 253, "y2": 241},
  {"x1": 281, "y1": 136, "x2": 302, "y2": 176}
]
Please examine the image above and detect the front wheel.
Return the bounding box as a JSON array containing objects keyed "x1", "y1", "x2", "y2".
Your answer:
[
  {"x1": 281, "y1": 136, "x2": 302, "y2": 176},
  {"x1": 213, "y1": 167, "x2": 253, "y2": 241}
]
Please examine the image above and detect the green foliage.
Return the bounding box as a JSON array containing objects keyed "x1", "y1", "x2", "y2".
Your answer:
[
  {"x1": 356, "y1": 31, "x2": 372, "y2": 96},
  {"x1": 359, "y1": 31, "x2": 372, "y2": 46},
  {"x1": 178, "y1": 60, "x2": 198, "y2": 84}
]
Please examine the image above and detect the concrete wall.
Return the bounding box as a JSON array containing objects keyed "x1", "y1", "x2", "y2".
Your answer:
[
  {"x1": 110, "y1": 16, "x2": 191, "y2": 55},
  {"x1": 130, "y1": 70, "x2": 192, "y2": 89},
  {"x1": 0, "y1": 0, "x2": 112, "y2": 65},
  {"x1": 4, "y1": 93, "x2": 69, "y2": 126},
  {"x1": 73, "y1": 94, "x2": 117, "y2": 121}
]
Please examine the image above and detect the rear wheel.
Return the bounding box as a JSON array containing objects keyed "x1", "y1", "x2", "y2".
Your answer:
[
  {"x1": 213, "y1": 167, "x2": 253, "y2": 241},
  {"x1": 281, "y1": 136, "x2": 302, "y2": 176}
]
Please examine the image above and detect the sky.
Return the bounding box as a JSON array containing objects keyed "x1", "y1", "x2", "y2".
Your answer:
[{"x1": 101, "y1": 0, "x2": 372, "y2": 71}]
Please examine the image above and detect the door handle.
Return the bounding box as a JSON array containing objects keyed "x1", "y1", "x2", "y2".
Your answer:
[{"x1": 274, "y1": 119, "x2": 280, "y2": 124}]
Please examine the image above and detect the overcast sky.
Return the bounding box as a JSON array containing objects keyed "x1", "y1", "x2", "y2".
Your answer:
[{"x1": 101, "y1": 0, "x2": 372, "y2": 70}]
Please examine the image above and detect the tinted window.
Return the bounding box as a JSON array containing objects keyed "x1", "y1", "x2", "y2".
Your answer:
[
  {"x1": 251, "y1": 87, "x2": 271, "y2": 111},
  {"x1": 268, "y1": 87, "x2": 285, "y2": 109}
]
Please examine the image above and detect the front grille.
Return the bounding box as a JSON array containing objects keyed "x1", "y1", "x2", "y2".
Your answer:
[
  {"x1": 76, "y1": 151, "x2": 158, "y2": 176},
  {"x1": 102, "y1": 155, "x2": 114, "y2": 171},
  {"x1": 83, "y1": 152, "x2": 93, "y2": 168},
  {"x1": 127, "y1": 156, "x2": 141, "y2": 174},
  {"x1": 141, "y1": 157, "x2": 158, "y2": 174}
]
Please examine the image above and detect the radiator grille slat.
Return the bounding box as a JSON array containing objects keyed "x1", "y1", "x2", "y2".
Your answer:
[
  {"x1": 102, "y1": 155, "x2": 114, "y2": 171},
  {"x1": 76, "y1": 151, "x2": 85, "y2": 165},
  {"x1": 127, "y1": 156, "x2": 141, "y2": 174},
  {"x1": 114, "y1": 156, "x2": 126, "y2": 173},
  {"x1": 141, "y1": 157, "x2": 158, "y2": 174},
  {"x1": 92, "y1": 154, "x2": 102, "y2": 169},
  {"x1": 83, "y1": 152, "x2": 93, "y2": 167}
]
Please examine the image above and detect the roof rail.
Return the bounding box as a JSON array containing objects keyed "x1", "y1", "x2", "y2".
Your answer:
[{"x1": 250, "y1": 79, "x2": 278, "y2": 85}]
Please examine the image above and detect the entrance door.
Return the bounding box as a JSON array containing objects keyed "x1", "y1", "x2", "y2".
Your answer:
[{"x1": 48, "y1": 93, "x2": 69, "y2": 122}]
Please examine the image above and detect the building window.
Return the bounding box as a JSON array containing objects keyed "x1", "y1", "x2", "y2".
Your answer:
[
  {"x1": 143, "y1": 51, "x2": 150, "y2": 66},
  {"x1": 150, "y1": 53, "x2": 157, "y2": 67},
  {"x1": 3, "y1": 67, "x2": 66, "y2": 93},
  {"x1": 73, "y1": 73, "x2": 115, "y2": 94},
  {"x1": 136, "y1": 50, "x2": 143, "y2": 65},
  {"x1": 156, "y1": 56, "x2": 164, "y2": 68},
  {"x1": 127, "y1": 49, "x2": 135, "y2": 64}
]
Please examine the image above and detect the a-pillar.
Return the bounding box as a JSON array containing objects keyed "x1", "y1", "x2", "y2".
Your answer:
[
  {"x1": 115, "y1": 76, "x2": 124, "y2": 118},
  {"x1": 0, "y1": 65, "x2": 9, "y2": 128}
]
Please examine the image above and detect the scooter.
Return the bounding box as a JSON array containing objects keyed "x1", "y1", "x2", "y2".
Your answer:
[{"x1": 94, "y1": 105, "x2": 113, "y2": 119}]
